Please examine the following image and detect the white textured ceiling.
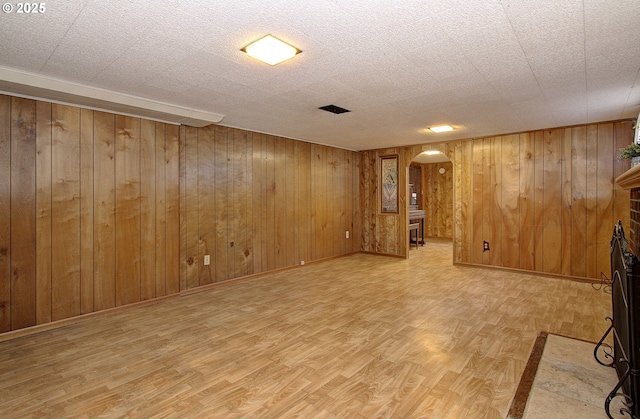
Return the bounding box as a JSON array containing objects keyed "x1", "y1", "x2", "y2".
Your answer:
[{"x1": 1, "y1": 0, "x2": 639, "y2": 150}]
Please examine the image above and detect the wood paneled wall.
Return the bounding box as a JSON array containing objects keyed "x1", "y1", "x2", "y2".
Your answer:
[
  {"x1": 0, "y1": 93, "x2": 362, "y2": 334},
  {"x1": 459, "y1": 122, "x2": 632, "y2": 279},
  {"x1": 179, "y1": 126, "x2": 361, "y2": 289},
  {"x1": 0, "y1": 94, "x2": 180, "y2": 333},
  {"x1": 361, "y1": 121, "x2": 633, "y2": 280},
  {"x1": 421, "y1": 162, "x2": 453, "y2": 239}
]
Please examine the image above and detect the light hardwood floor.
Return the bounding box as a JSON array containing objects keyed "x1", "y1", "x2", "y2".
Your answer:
[{"x1": 0, "y1": 239, "x2": 611, "y2": 418}]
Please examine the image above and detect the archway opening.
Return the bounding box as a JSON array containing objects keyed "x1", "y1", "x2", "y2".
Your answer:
[{"x1": 408, "y1": 149, "x2": 453, "y2": 257}]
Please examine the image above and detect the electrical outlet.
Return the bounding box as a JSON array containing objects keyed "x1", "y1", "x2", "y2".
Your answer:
[
  {"x1": 204, "y1": 255, "x2": 210, "y2": 265},
  {"x1": 346, "y1": 230, "x2": 350, "y2": 239},
  {"x1": 483, "y1": 241, "x2": 490, "y2": 252}
]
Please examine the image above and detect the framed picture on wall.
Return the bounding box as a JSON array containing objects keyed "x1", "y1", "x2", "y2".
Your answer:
[{"x1": 380, "y1": 155, "x2": 398, "y2": 213}]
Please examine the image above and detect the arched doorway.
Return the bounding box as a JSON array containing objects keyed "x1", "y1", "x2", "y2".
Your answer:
[{"x1": 408, "y1": 150, "x2": 453, "y2": 255}]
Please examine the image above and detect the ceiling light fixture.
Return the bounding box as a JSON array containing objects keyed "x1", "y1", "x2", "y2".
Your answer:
[
  {"x1": 429, "y1": 125, "x2": 453, "y2": 133},
  {"x1": 241, "y1": 35, "x2": 301, "y2": 66},
  {"x1": 423, "y1": 150, "x2": 441, "y2": 155}
]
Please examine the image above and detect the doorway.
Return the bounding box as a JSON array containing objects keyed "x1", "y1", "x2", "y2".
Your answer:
[{"x1": 408, "y1": 151, "x2": 454, "y2": 253}]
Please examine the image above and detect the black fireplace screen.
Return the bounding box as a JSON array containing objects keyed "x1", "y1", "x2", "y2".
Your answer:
[{"x1": 595, "y1": 221, "x2": 640, "y2": 419}]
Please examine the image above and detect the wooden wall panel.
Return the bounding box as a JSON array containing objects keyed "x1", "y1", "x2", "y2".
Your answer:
[
  {"x1": 296, "y1": 141, "x2": 311, "y2": 263},
  {"x1": 613, "y1": 122, "x2": 632, "y2": 230},
  {"x1": 265, "y1": 135, "x2": 276, "y2": 271},
  {"x1": 519, "y1": 133, "x2": 535, "y2": 271},
  {"x1": 183, "y1": 126, "x2": 199, "y2": 289},
  {"x1": 274, "y1": 137, "x2": 286, "y2": 268},
  {"x1": 115, "y1": 116, "x2": 141, "y2": 307},
  {"x1": 560, "y1": 128, "x2": 573, "y2": 276},
  {"x1": 140, "y1": 119, "x2": 156, "y2": 300},
  {"x1": 10, "y1": 97, "x2": 37, "y2": 330},
  {"x1": 458, "y1": 141, "x2": 473, "y2": 262},
  {"x1": 197, "y1": 125, "x2": 214, "y2": 286},
  {"x1": 79, "y1": 109, "x2": 94, "y2": 314},
  {"x1": 252, "y1": 133, "x2": 266, "y2": 273},
  {"x1": 0, "y1": 94, "x2": 182, "y2": 334},
  {"x1": 533, "y1": 131, "x2": 545, "y2": 273},
  {"x1": 488, "y1": 137, "x2": 502, "y2": 266},
  {"x1": 232, "y1": 129, "x2": 250, "y2": 278},
  {"x1": 214, "y1": 126, "x2": 229, "y2": 282},
  {"x1": 570, "y1": 126, "x2": 588, "y2": 278},
  {"x1": 0, "y1": 95, "x2": 9, "y2": 332},
  {"x1": 596, "y1": 123, "x2": 614, "y2": 278},
  {"x1": 177, "y1": 126, "x2": 359, "y2": 290},
  {"x1": 501, "y1": 135, "x2": 519, "y2": 269},
  {"x1": 471, "y1": 141, "x2": 484, "y2": 264},
  {"x1": 419, "y1": 162, "x2": 453, "y2": 239},
  {"x1": 35, "y1": 102, "x2": 52, "y2": 324},
  {"x1": 244, "y1": 132, "x2": 254, "y2": 277},
  {"x1": 285, "y1": 139, "x2": 296, "y2": 266},
  {"x1": 541, "y1": 129, "x2": 563, "y2": 274},
  {"x1": 51, "y1": 104, "x2": 81, "y2": 321},
  {"x1": 585, "y1": 125, "x2": 599, "y2": 278},
  {"x1": 165, "y1": 125, "x2": 180, "y2": 296},
  {"x1": 155, "y1": 124, "x2": 167, "y2": 297},
  {"x1": 93, "y1": 112, "x2": 116, "y2": 311},
  {"x1": 361, "y1": 120, "x2": 632, "y2": 281}
]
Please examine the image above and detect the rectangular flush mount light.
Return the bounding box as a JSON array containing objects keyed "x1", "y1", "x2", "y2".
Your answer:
[
  {"x1": 242, "y1": 35, "x2": 301, "y2": 66},
  {"x1": 429, "y1": 125, "x2": 453, "y2": 133}
]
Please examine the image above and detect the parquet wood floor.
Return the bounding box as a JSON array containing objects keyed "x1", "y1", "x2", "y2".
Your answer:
[{"x1": 0, "y1": 239, "x2": 611, "y2": 418}]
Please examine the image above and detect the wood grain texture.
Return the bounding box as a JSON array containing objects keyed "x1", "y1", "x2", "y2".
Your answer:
[
  {"x1": 570, "y1": 126, "x2": 587, "y2": 278},
  {"x1": 93, "y1": 111, "x2": 116, "y2": 311},
  {"x1": 0, "y1": 95, "x2": 181, "y2": 334},
  {"x1": 541, "y1": 129, "x2": 562, "y2": 274},
  {"x1": 232, "y1": 129, "x2": 250, "y2": 278},
  {"x1": 561, "y1": 128, "x2": 573, "y2": 276},
  {"x1": 489, "y1": 137, "x2": 502, "y2": 267},
  {"x1": 35, "y1": 101, "x2": 52, "y2": 324},
  {"x1": 140, "y1": 120, "x2": 156, "y2": 301},
  {"x1": 0, "y1": 241, "x2": 612, "y2": 419},
  {"x1": 613, "y1": 122, "x2": 632, "y2": 229},
  {"x1": 472, "y1": 141, "x2": 484, "y2": 264},
  {"x1": 115, "y1": 116, "x2": 141, "y2": 307},
  {"x1": 177, "y1": 126, "x2": 359, "y2": 291},
  {"x1": 197, "y1": 125, "x2": 214, "y2": 286},
  {"x1": 501, "y1": 135, "x2": 519, "y2": 269},
  {"x1": 595, "y1": 123, "x2": 614, "y2": 279},
  {"x1": 155, "y1": 123, "x2": 167, "y2": 297},
  {"x1": 164, "y1": 124, "x2": 180, "y2": 296},
  {"x1": 585, "y1": 125, "x2": 599, "y2": 279},
  {"x1": 0, "y1": 95, "x2": 11, "y2": 332},
  {"x1": 362, "y1": 120, "x2": 632, "y2": 280},
  {"x1": 79, "y1": 109, "x2": 94, "y2": 314},
  {"x1": 51, "y1": 104, "x2": 81, "y2": 321},
  {"x1": 215, "y1": 126, "x2": 230, "y2": 282},
  {"x1": 184, "y1": 126, "x2": 199, "y2": 289},
  {"x1": 519, "y1": 133, "x2": 535, "y2": 271},
  {"x1": 252, "y1": 133, "x2": 266, "y2": 273},
  {"x1": 10, "y1": 97, "x2": 37, "y2": 330}
]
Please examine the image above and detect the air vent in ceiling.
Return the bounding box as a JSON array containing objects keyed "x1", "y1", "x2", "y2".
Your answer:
[{"x1": 319, "y1": 104, "x2": 350, "y2": 114}]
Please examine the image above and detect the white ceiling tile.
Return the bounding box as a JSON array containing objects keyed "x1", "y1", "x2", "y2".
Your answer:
[{"x1": 0, "y1": 0, "x2": 638, "y2": 149}]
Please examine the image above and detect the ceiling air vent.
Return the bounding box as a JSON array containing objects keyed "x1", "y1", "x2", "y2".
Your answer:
[{"x1": 319, "y1": 104, "x2": 350, "y2": 114}]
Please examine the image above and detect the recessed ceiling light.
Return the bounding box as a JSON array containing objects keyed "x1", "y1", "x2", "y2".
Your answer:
[
  {"x1": 423, "y1": 150, "x2": 441, "y2": 155},
  {"x1": 429, "y1": 125, "x2": 453, "y2": 133},
  {"x1": 241, "y1": 35, "x2": 301, "y2": 66}
]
